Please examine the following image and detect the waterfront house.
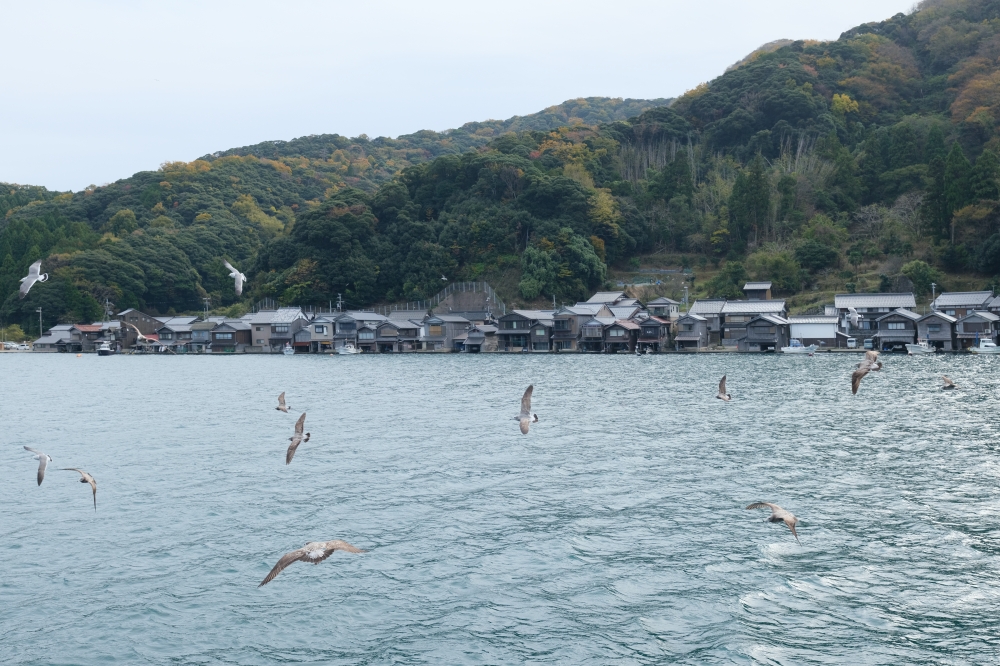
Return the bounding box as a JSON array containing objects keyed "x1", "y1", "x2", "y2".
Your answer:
[
  {"x1": 989, "y1": 295, "x2": 1000, "y2": 316},
  {"x1": 579, "y1": 316, "x2": 613, "y2": 352},
  {"x1": 605, "y1": 320, "x2": 639, "y2": 352},
  {"x1": 673, "y1": 313, "x2": 708, "y2": 349},
  {"x1": 646, "y1": 297, "x2": 680, "y2": 320},
  {"x1": 155, "y1": 316, "x2": 197, "y2": 352},
  {"x1": 787, "y1": 315, "x2": 845, "y2": 348},
  {"x1": 497, "y1": 310, "x2": 553, "y2": 351},
  {"x1": 834, "y1": 293, "x2": 917, "y2": 339},
  {"x1": 211, "y1": 319, "x2": 251, "y2": 352},
  {"x1": 388, "y1": 317, "x2": 423, "y2": 352},
  {"x1": 357, "y1": 323, "x2": 378, "y2": 352},
  {"x1": 586, "y1": 291, "x2": 631, "y2": 306},
  {"x1": 930, "y1": 291, "x2": 994, "y2": 318},
  {"x1": 117, "y1": 309, "x2": 162, "y2": 348},
  {"x1": 331, "y1": 311, "x2": 388, "y2": 351},
  {"x1": 637, "y1": 316, "x2": 671, "y2": 352},
  {"x1": 190, "y1": 318, "x2": 223, "y2": 352},
  {"x1": 551, "y1": 304, "x2": 613, "y2": 351},
  {"x1": 955, "y1": 311, "x2": 999, "y2": 348},
  {"x1": 528, "y1": 314, "x2": 555, "y2": 351},
  {"x1": 375, "y1": 321, "x2": 401, "y2": 353},
  {"x1": 743, "y1": 281, "x2": 773, "y2": 300},
  {"x1": 720, "y1": 300, "x2": 787, "y2": 347},
  {"x1": 689, "y1": 299, "x2": 726, "y2": 345},
  {"x1": 262, "y1": 307, "x2": 309, "y2": 352},
  {"x1": 421, "y1": 314, "x2": 470, "y2": 351},
  {"x1": 737, "y1": 314, "x2": 789, "y2": 352},
  {"x1": 292, "y1": 315, "x2": 334, "y2": 353},
  {"x1": 916, "y1": 311, "x2": 957, "y2": 350},
  {"x1": 874, "y1": 308, "x2": 920, "y2": 351},
  {"x1": 31, "y1": 324, "x2": 77, "y2": 352}
]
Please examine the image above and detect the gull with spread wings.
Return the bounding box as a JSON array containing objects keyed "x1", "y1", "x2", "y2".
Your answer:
[
  {"x1": 223, "y1": 259, "x2": 247, "y2": 297},
  {"x1": 716, "y1": 375, "x2": 732, "y2": 401},
  {"x1": 62, "y1": 468, "x2": 97, "y2": 510},
  {"x1": 942, "y1": 375, "x2": 958, "y2": 390},
  {"x1": 19, "y1": 260, "x2": 48, "y2": 299},
  {"x1": 516, "y1": 385, "x2": 538, "y2": 434},
  {"x1": 851, "y1": 350, "x2": 882, "y2": 394},
  {"x1": 746, "y1": 502, "x2": 800, "y2": 543},
  {"x1": 23, "y1": 446, "x2": 52, "y2": 486},
  {"x1": 258, "y1": 539, "x2": 365, "y2": 587},
  {"x1": 286, "y1": 413, "x2": 311, "y2": 464},
  {"x1": 275, "y1": 392, "x2": 291, "y2": 413}
]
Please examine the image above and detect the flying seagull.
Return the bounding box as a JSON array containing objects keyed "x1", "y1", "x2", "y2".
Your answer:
[
  {"x1": 24, "y1": 446, "x2": 52, "y2": 486},
  {"x1": 223, "y1": 259, "x2": 247, "y2": 297},
  {"x1": 847, "y1": 306, "x2": 860, "y2": 329},
  {"x1": 124, "y1": 322, "x2": 153, "y2": 345},
  {"x1": 62, "y1": 468, "x2": 97, "y2": 510},
  {"x1": 746, "y1": 502, "x2": 800, "y2": 543},
  {"x1": 942, "y1": 375, "x2": 958, "y2": 390},
  {"x1": 258, "y1": 539, "x2": 365, "y2": 587},
  {"x1": 276, "y1": 392, "x2": 291, "y2": 413},
  {"x1": 19, "y1": 260, "x2": 48, "y2": 299},
  {"x1": 716, "y1": 375, "x2": 732, "y2": 401},
  {"x1": 441, "y1": 275, "x2": 448, "y2": 281},
  {"x1": 851, "y1": 350, "x2": 882, "y2": 395},
  {"x1": 286, "y1": 413, "x2": 311, "y2": 464},
  {"x1": 516, "y1": 385, "x2": 538, "y2": 434}
]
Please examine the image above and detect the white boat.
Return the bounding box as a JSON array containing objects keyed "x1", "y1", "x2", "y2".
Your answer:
[
  {"x1": 780, "y1": 338, "x2": 817, "y2": 354},
  {"x1": 97, "y1": 341, "x2": 115, "y2": 356},
  {"x1": 906, "y1": 340, "x2": 936, "y2": 355},
  {"x1": 970, "y1": 339, "x2": 1000, "y2": 354},
  {"x1": 337, "y1": 343, "x2": 361, "y2": 355},
  {"x1": 282, "y1": 343, "x2": 295, "y2": 355}
]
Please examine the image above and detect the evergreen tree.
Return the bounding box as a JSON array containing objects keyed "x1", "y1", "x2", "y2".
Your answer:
[
  {"x1": 944, "y1": 142, "x2": 972, "y2": 221},
  {"x1": 924, "y1": 155, "x2": 948, "y2": 240},
  {"x1": 728, "y1": 156, "x2": 770, "y2": 246},
  {"x1": 924, "y1": 125, "x2": 946, "y2": 163},
  {"x1": 972, "y1": 149, "x2": 1000, "y2": 200}
]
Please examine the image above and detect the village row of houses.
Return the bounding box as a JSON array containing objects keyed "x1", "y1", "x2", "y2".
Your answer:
[{"x1": 28, "y1": 282, "x2": 1000, "y2": 354}]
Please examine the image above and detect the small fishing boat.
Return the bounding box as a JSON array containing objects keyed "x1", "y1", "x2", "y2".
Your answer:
[
  {"x1": 970, "y1": 339, "x2": 1000, "y2": 354},
  {"x1": 282, "y1": 342, "x2": 295, "y2": 356},
  {"x1": 97, "y1": 341, "x2": 115, "y2": 356},
  {"x1": 337, "y1": 343, "x2": 361, "y2": 355},
  {"x1": 905, "y1": 340, "x2": 936, "y2": 355},
  {"x1": 780, "y1": 338, "x2": 817, "y2": 354}
]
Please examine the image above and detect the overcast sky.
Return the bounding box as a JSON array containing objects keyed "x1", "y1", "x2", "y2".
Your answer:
[{"x1": 1, "y1": 0, "x2": 918, "y2": 191}]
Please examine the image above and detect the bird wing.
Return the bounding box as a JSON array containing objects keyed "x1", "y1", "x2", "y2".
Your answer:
[
  {"x1": 943, "y1": 375, "x2": 954, "y2": 386},
  {"x1": 719, "y1": 375, "x2": 727, "y2": 395},
  {"x1": 278, "y1": 392, "x2": 286, "y2": 408},
  {"x1": 24, "y1": 446, "x2": 43, "y2": 455},
  {"x1": 258, "y1": 548, "x2": 307, "y2": 587},
  {"x1": 37, "y1": 455, "x2": 48, "y2": 485},
  {"x1": 19, "y1": 273, "x2": 37, "y2": 298},
  {"x1": 851, "y1": 366, "x2": 869, "y2": 394},
  {"x1": 28, "y1": 260, "x2": 42, "y2": 278},
  {"x1": 64, "y1": 470, "x2": 98, "y2": 508},
  {"x1": 294, "y1": 412, "x2": 306, "y2": 434},
  {"x1": 520, "y1": 385, "x2": 533, "y2": 418},
  {"x1": 286, "y1": 434, "x2": 302, "y2": 464},
  {"x1": 325, "y1": 539, "x2": 365, "y2": 554},
  {"x1": 519, "y1": 417, "x2": 530, "y2": 435},
  {"x1": 222, "y1": 259, "x2": 237, "y2": 274},
  {"x1": 746, "y1": 502, "x2": 780, "y2": 513},
  {"x1": 787, "y1": 520, "x2": 801, "y2": 543},
  {"x1": 865, "y1": 350, "x2": 879, "y2": 363}
]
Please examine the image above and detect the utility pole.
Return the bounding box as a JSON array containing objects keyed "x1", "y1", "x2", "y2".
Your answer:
[
  {"x1": 36, "y1": 307, "x2": 42, "y2": 338},
  {"x1": 336, "y1": 293, "x2": 342, "y2": 312},
  {"x1": 683, "y1": 285, "x2": 688, "y2": 309},
  {"x1": 203, "y1": 297, "x2": 210, "y2": 320},
  {"x1": 931, "y1": 283, "x2": 937, "y2": 309}
]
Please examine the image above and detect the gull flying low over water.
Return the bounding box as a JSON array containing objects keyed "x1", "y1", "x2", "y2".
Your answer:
[
  {"x1": 942, "y1": 375, "x2": 958, "y2": 390},
  {"x1": 716, "y1": 375, "x2": 732, "y2": 401},
  {"x1": 851, "y1": 350, "x2": 883, "y2": 395},
  {"x1": 746, "y1": 502, "x2": 800, "y2": 543},
  {"x1": 848, "y1": 306, "x2": 860, "y2": 328},
  {"x1": 516, "y1": 385, "x2": 538, "y2": 434},
  {"x1": 258, "y1": 539, "x2": 365, "y2": 587},
  {"x1": 276, "y1": 392, "x2": 291, "y2": 413},
  {"x1": 223, "y1": 259, "x2": 247, "y2": 297},
  {"x1": 19, "y1": 260, "x2": 48, "y2": 299},
  {"x1": 62, "y1": 468, "x2": 97, "y2": 510},
  {"x1": 24, "y1": 446, "x2": 52, "y2": 485},
  {"x1": 285, "y1": 413, "x2": 311, "y2": 464}
]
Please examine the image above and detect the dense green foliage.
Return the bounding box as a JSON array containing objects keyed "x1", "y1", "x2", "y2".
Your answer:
[{"x1": 15, "y1": 0, "x2": 1000, "y2": 330}]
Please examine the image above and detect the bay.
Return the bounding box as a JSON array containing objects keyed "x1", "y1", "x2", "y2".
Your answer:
[{"x1": 2, "y1": 352, "x2": 1000, "y2": 664}]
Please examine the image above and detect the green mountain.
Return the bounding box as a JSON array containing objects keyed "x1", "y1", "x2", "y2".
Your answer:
[{"x1": 9, "y1": 0, "x2": 1000, "y2": 331}]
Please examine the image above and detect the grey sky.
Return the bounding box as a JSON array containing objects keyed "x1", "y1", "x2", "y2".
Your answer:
[{"x1": 2, "y1": 0, "x2": 917, "y2": 191}]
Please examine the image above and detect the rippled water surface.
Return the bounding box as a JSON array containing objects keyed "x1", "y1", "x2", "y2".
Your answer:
[{"x1": 3, "y1": 352, "x2": 1000, "y2": 664}]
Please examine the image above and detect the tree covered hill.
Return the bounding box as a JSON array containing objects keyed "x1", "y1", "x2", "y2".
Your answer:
[{"x1": 10, "y1": 0, "x2": 1000, "y2": 331}]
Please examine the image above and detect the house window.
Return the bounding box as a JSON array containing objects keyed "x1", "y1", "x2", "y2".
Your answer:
[
  {"x1": 964, "y1": 322, "x2": 985, "y2": 332},
  {"x1": 927, "y1": 324, "x2": 941, "y2": 332},
  {"x1": 945, "y1": 309, "x2": 956, "y2": 316},
  {"x1": 274, "y1": 324, "x2": 289, "y2": 333},
  {"x1": 314, "y1": 325, "x2": 326, "y2": 334},
  {"x1": 644, "y1": 328, "x2": 655, "y2": 336},
  {"x1": 359, "y1": 330, "x2": 375, "y2": 340},
  {"x1": 683, "y1": 324, "x2": 693, "y2": 331},
  {"x1": 554, "y1": 320, "x2": 569, "y2": 330},
  {"x1": 886, "y1": 322, "x2": 906, "y2": 330},
  {"x1": 535, "y1": 329, "x2": 545, "y2": 336},
  {"x1": 583, "y1": 326, "x2": 602, "y2": 337},
  {"x1": 216, "y1": 332, "x2": 233, "y2": 340},
  {"x1": 160, "y1": 332, "x2": 173, "y2": 340},
  {"x1": 256, "y1": 326, "x2": 262, "y2": 331},
  {"x1": 610, "y1": 328, "x2": 624, "y2": 337},
  {"x1": 429, "y1": 325, "x2": 442, "y2": 336},
  {"x1": 256, "y1": 339, "x2": 264, "y2": 344}
]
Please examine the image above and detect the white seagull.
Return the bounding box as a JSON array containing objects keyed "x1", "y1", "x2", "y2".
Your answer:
[
  {"x1": 286, "y1": 413, "x2": 311, "y2": 464},
  {"x1": 223, "y1": 259, "x2": 247, "y2": 297},
  {"x1": 275, "y1": 392, "x2": 291, "y2": 413},
  {"x1": 440, "y1": 275, "x2": 448, "y2": 281},
  {"x1": 848, "y1": 306, "x2": 860, "y2": 329},
  {"x1": 19, "y1": 260, "x2": 48, "y2": 299},
  {"x1": 516, "y1": 385, "x2": 538, "y2": 434},
  {"x1": 258, "y1": 539, "x2": 365, "y2": 587},
  {"x1": 62, "y1": 468, "x2": 97, "y2": 510},
  {"x1": 24, "y1": 446, "x2": 52, "y2": 486},
  {"x1": 716, "y1": 375, "x2": 732, "y2": 401},
  {"x1": 746, "y1": 502, "x2": 800, "y2": 543}
]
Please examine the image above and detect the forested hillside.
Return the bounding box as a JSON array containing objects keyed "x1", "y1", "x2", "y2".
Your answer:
[{"x1": 9, "y1": 0, "x2": 1000, "y2": 331}]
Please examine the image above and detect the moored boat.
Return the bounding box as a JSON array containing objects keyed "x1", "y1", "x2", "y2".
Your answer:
[
  {"x1": 97, "y1": 341, "x2": 115, "y2": 356},
  {"x1": 906, "y1": 340, "x2": 936, "y2": 355},
  {"x1": 970, "y1": 339, "x2": 1000, "y2": 354},
  {"x1": 282, "y1": 342, "x2": 295, "y2": 355},
  {"x1": 337, "y1": 343, "x2": 361, "y2": 355},
  {"x1": 780, "y1": 338, "x2": 817, "y2": 354}
]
